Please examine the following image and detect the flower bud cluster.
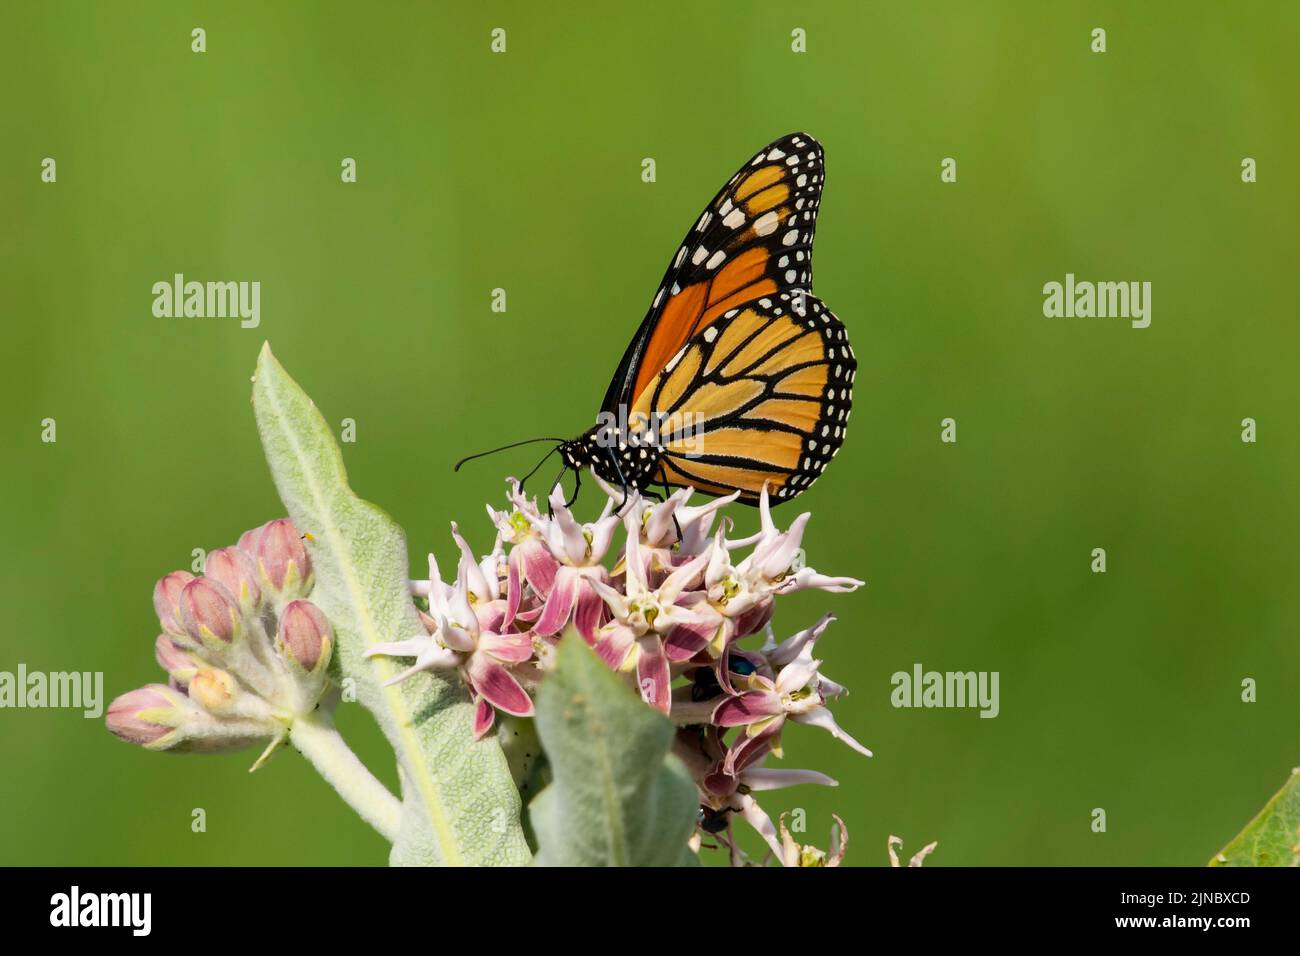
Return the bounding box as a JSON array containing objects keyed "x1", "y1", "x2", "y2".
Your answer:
[{"x1": 108, "y1": 519, "x2": 333, "y2": 762}]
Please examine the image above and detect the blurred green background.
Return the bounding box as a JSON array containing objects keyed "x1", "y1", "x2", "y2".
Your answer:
[{"x1": 3, "y1": 0, "x2": 1298, "y2": 866}]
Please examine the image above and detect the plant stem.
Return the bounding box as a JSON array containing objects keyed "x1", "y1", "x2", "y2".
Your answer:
[{"x1": 289, "y1": 710, "x2": 402, "y2": 843}]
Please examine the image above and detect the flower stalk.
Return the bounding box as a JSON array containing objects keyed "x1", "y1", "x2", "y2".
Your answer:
[{"x1": 288, "y1": 706, "x2": 401, "y2": 842}]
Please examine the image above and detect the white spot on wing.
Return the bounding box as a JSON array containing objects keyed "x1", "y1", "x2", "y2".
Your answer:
[{"x1": 754, "y1": 211, "x2": 779, "y2": 236}]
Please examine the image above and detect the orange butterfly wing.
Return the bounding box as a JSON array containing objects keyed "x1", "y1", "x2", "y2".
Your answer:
[
  {"x1": 601, "y1": 132, "x2": 827, "y2": 414},
  {"x1": 630, "y1": 292, "x2": 856, "y2": 503}
]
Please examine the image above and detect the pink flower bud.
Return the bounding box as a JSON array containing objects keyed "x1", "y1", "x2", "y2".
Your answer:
[
  {"x1": 179, "y1": 577, "x2": 243, "y2": 645},
  {"x1": 106, "y1": 684, "x2": 186, "y2": 747},
  {"x1": 154, "y1": 635, "x2": 202, "y2": 688},
  {"x1": 254, "y1": 519, "x2": 313, "y2": 598},
  {"x1": 187, "y1": 668, "x2": 238, "y2": 715},
  {"x1": 277, "y1": 600, "x2": 332, "y2": 672},
  {"x1": 236, "y1": 525, "x2": 261, "y2": 554},
  {"x1": 107, "y1": 682, "x2": 271, "y2": 754},
  {"x1": 204, "y1": 547, "x2": 262, "y2": 610},
  {"x1": 153, "y1": 571, "x2": 196, "y2": 637}
]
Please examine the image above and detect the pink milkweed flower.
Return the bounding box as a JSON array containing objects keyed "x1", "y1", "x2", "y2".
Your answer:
[
  {"x1": 589, "y1": 513, "x2": 718, "y2": 712},
  {"x1": 761, "y1": 612, "x2": 834, "y2": 666},
  {"x1": 757, "y1": 612, "x2": 848, "y2": 696},
  {"x1": 732, "y1": 485, "x2": 864, "y2": 604},
  {"x1": 450, "y1": 522, "x2": 501, "y2": 606},
  {"x1": 698, "y1": 488, "x2": 861, "y2": 688},
  {"x1": 693, "y1": 528, "x2": 777, "y2": 693},
  {"x1": 674, "y1": 490, "x2": 742, "y2": 557},
  {"x1": 631, "y1": 487, "x2": 740, "y2": 571},
  {"x1": 640, "y1": 487, "x2": 694, "y2": 552},
  {"x1": 676, "y1": 725, "x2": 836, "y2": 859},
  {"x1": 367, "y1": 550, "x2": 533, "y2": 738},
  {"x1": 468, "y1": 636, "x2": 534, "y2": 734},
  {"x1": 486, "y1": 480, "x2": 560, "y2": 600},
  {"x1": 713, "y1": 632, "x2": 872, "y2": 758},
  {"x1": 448, "y1": 522, "x2": 528, "y2": 631},
  {"x1": 531, "y1": 486, "x2": 618, "y2": 642}
]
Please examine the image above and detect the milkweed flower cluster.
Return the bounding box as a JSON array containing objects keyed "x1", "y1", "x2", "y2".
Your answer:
[
  {"x1": 367, "y1": 477, "x2": 870, "y2": 864},
  {"x1": 106, "y1": 519, "x2": 333, "y2": 765}
]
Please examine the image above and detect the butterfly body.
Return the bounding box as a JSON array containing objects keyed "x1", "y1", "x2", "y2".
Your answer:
[{"x1": 559, "y1": 422, "x2": 663, "y2": 493}]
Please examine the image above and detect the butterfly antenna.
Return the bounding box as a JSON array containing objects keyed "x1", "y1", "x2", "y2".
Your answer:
[
  {"x1": 454, "y1": 436, "x2": 567, "y2": 473},
  {"x1": 541, "y1": 460, "x2": 578, "y2": 515},
  {"x1": 519, "y1": 444, "x2": 562, "y2": 494}
]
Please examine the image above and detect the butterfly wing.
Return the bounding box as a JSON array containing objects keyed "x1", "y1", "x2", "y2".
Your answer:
[
  {"x1": 630, "y1": 291, "x2": 855, "y2": 504},
  {"x1": 602, "y1": 132, "x2": 827, "y2": 415}
]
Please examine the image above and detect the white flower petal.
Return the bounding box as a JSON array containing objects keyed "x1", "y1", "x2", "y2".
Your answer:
[
  {"x1": 741, "y1": 767, "x2": 838, "y2": 790},
  {"x1": 793, "y1": 706, "x2": 873, "y2": 757}
]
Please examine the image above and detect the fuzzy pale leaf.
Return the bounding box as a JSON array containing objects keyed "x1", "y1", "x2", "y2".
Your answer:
[
  {"x1": 531, "y1": 637, "x2": 698, "y2": 866},
  {"x1": 252, "y1": 343, "x2": 530, "y2": 866}
]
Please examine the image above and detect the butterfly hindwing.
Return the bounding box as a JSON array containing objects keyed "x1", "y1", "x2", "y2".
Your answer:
[
  {"x1": 628, "y1": 291, "x2": 855, "y2": 504},
  {"x1": 602, "y1": 132, "x2": 827, "y2": 414}
]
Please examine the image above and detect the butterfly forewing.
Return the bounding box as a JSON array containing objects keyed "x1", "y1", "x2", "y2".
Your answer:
[{"x1": 602, "y1": 132, "x2": 827, "y2": 414}]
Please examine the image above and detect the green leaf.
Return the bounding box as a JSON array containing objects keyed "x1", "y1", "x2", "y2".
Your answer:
[
  {"x1": 252, "y1": 343, "x2": 531, "y2": 866},
  {"x1": 530, "y1": 637, "x2": 699, "y2": 866},
  {"x1": 1210, "y1": 767, "x2": 1300, "y2": 866}
]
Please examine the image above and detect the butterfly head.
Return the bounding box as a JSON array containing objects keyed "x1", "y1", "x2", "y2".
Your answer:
[{"x1": 560, "y1": 422, "x2": 662, "y2": 495}]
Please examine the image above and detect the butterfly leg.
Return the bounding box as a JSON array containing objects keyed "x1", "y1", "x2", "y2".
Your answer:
[
  {"x1": 563, "y1": 468, "x2": 582, "y2": 510},
  {"x1": 544, "y1": 463, "x2": 570, "y2": 517},
  {"x1": 602, "y1": 446, "x2": 632, "y2": 510}
]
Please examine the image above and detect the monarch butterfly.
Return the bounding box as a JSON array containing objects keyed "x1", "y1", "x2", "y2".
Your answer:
[{"x1": 459, "y1": 132, "x2": 856, "y2": 507}]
